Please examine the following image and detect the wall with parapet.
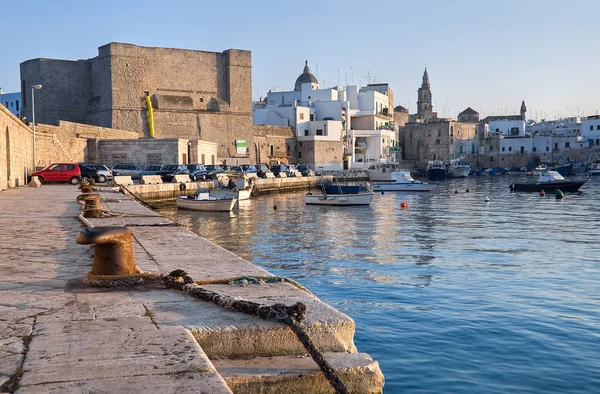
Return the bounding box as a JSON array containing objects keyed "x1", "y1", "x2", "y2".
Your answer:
[{"x1": 0, "y1": 104, "x2": 34, "y2": 190}]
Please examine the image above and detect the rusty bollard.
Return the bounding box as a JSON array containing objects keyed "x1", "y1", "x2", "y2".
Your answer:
[
  {"x1": 76, "y1": 226, "x2": 136, "y2": 275},
  {"x1": 80, "y1": 183, "x2": 93, "y2": 194},
  {"x1": 82, "y1": 193, "x2": 103, "y2": 218}
]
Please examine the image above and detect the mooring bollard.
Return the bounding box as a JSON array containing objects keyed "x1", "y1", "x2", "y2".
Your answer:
[
  {"x1": 76, "y1": 226, "x2": 136, "y2": 275},
  {"x1": 82, "y1": 193, "x2": 103, "y2": 218}
]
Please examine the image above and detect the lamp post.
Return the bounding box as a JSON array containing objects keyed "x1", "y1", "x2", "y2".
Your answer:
[{"x1": 31, "y1": 84, "x2": 42, "y2": 170}]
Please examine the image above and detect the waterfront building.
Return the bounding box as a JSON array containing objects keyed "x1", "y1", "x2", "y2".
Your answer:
[
  {"x1": 581, "y1": 115, "x2": 600, "y2": 146},
  {"x1": 20, "y1": 42, "x2": 293, "y2": 164},
  {"x1": 253, "y1": 61, "x2": 396, "y2": 170},
  {"x1": 527, "y1": 116, "x2": 581, "y2": 135},
  {"x1": 0, "y1": 92, "x2": 21, "y2": 119}
]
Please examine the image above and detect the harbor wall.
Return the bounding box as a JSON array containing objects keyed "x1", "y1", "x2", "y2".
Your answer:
[
  {"x1": 253, "y1": 175, "x2": 334, "y2": 194},
  {"x1": 0, "y1": 104, "x2": 34, "y2": 190}
]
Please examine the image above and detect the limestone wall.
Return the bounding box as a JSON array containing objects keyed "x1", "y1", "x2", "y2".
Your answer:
[
  {"x1": 0, "y1": 105, "x2": 34, "y2": 190},
  {"x1": 95, "y1": 138, "x2": 188, "y2": 166}
]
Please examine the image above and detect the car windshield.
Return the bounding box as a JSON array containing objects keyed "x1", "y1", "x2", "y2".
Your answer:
[
  {"x1": 163, "y1": 165, "x2": 178, "y2": 170},
  {"x1": 230, "y1": 166, "x2": 242, "y2": 171}
]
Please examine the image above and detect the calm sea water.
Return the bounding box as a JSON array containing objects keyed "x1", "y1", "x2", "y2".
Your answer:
[{"x1": 158, "y1": 176, "x2": 600, "y2": 393}]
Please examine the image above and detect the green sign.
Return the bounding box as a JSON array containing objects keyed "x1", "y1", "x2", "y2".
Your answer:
[{"x1": 236, "y1": 140, "x2": 247, "y2": 155}]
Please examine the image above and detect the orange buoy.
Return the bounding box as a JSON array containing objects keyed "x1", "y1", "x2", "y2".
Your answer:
[
  {"x1": 540, "y1": 189, "x2": 545, "y2": 197},
  {"x1": 400, "y1": 202, "x2": 409, "y2": 209}
]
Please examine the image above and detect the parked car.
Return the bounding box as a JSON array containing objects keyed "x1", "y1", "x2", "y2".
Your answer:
[
  {"x1": 256, "y1": 164, "x2": 272, "y2": 178},
  {"x1": 112, "y1": 164, "x2": 143, "y2": 179},
  {"x1": 228, "y1": 165, "x2": 244, "y2": 176},
  {"x1": 205, "y1": 165, "x2": 226, "y2": 179},
  {"x1": 139, "y1": 165, "x2": 163, "y2": 177},
  {"x1": 157, "y1": 165, "x2": 190, "y2": 182},
  {"x1": 78, "y1": 163, "x2": 113, "y2": 183},
  {"x1": 297, "y1": 164, "x2": 315, "y2": 177},
  {"x1": 79, "y1": 164, "x2": 100, "y2": 182},
  {"x1": 31, "y1": 163, "x2": 81, "y2": 185},
  {"x1": 187, "y1": 164, "x2": 207, "y2": 181},
  {"x1": 286, "y1": 165, "x2": 301, "y2": 177},
  {"x1": 271, "y1": 164, "x2": 289, "y2": 177},
  {"x1": 241, "y1": 164, "x2": 258, "y2": 178}
]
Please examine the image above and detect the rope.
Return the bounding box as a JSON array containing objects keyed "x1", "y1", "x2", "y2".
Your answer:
[{"x1": 84, "y1": 269, "x2": 349, "y2": 394}]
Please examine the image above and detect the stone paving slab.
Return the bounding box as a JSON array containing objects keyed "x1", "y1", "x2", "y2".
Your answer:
[{"x1": 214, "y1": 352, "x2": 384, "y2": 394}]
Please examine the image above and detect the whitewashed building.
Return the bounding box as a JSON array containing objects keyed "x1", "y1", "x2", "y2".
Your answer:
[
  {"x1": 581, "y1": 115, "x2": 600, "y2": 146},
  {"x1": 0, "y1": 92, "x2": 21, "y2": 119}
]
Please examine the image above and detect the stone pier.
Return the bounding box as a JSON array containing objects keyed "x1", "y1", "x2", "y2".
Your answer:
[{"x1": 0, "y1": 185, "x2": 384, "y2": 393}]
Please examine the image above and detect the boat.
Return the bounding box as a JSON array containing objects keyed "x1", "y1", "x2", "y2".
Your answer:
[
  {"x1": 210, "y1": 174, "x2": 253, "y2": 200},
  {"x1": 446, "y1": 158, "x2": 471, "y2": 178},
  {"x1": 426, "y1": 160, "x2": 446, "y2": 180},
  {"x1": 305, "y1": 184, "x2": 374, "y2": 206},
  {"x1": 509, "y1": 168, "x2": 586, "y2": 192},
  {"x1": 586, "y1": 162, "x2": 600, "y2": 176},
  {"x1": 366, "y1": 163, "x2": 407, "y2": 182},
  {"x1": 372, "y1": 171, "x2": 437, "y2": 192},
  {"x1": 176, "y1": 188, "x2": 237, "y2": 211}
]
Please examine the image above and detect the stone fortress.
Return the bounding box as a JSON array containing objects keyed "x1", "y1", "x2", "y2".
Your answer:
[{"x1": 18, "y1": 42, "x2": 292, "y2": 167}]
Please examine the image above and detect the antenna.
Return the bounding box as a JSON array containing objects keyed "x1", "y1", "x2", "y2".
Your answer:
[
  {"x1": 351, "y1": 66, "x2": 354, "y2": 85},
  {"x1": 345, "y1": 71, "x2": 348, "y2": 85}
]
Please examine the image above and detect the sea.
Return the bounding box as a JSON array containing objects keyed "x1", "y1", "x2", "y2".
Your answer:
[{"x1": 158, "y1": 175, "x2": 600, "y2": 393}]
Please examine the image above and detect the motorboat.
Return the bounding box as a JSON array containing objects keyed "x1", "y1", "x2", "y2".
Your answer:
[
  {"x1": 305, "y1": 184, "x2": 374, "y2": 206},
  {"x1": 446, "y1": 159, "x2": 470, "y2": 178},
  {"x1": 426, "y1": 160, "x2": 446, "y2": 180},
  {"x1": 366, "y1": 163, "x2": 408, "y2": 182},
  {"x1": 372, "y1": 171, "x2": 437, "y2": 192},
  {"x1": 586, "y1": 162, "x2": 600, "y2": 176},
  {"x1": 176, "y1": 188, "x2": 237, "y2": 211},
  {"x1": 210, "y1": 175, "x2": 253, "y2": 200},
  {"x1": 509, "y1": 169, "x2": 586, "y2": 192}
]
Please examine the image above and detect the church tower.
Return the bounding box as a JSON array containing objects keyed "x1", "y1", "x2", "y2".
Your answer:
[
  {"x1": 416, "y1": 68, "x2": 436, "y2": 120},
  {"x1": 520, "y1": 100, "x2": 527, "y2": 120}
]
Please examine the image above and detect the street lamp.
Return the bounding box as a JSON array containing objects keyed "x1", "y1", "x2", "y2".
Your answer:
[{"x1": 31, "y1": 84, "x2": 42, "y2": 170}]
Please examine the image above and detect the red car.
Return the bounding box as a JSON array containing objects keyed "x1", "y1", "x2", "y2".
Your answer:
[{"x1": 31, "y1": 163, "x2": 81, "y2": 185}]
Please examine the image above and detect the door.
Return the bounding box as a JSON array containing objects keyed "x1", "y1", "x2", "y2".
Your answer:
[{"x1": 45, "y1": 163, "x2": 63, "y2": 182}]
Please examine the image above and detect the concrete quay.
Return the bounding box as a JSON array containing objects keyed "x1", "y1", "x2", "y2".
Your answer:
[{"x1": 0, "y1": 185, "x2": 384, "y2": 393}]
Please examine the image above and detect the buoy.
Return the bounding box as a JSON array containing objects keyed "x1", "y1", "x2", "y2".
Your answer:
[
  {"x1": 400, "y1": 202, "x2": 408, "y2": 209},
  {"x1": 555, "y1": 189, "x2": 564, "y2": 199},
  {"x1": 540, "y1": 189, "x2": 545, "y2": 197},
  {"x1": 455, "y1": 190, "x2": 458, "y2": 194},
  {"x1": 484, "y1": 195, "x2": 490, "y2": 202},
  {"x1": 381, "y1": 191, "x2": 385, "y2": 195},
  {"x1": 273, "y1": 205, "x2": 278, "y2": 210},
  {"x1": 466, "y1": 188, "x2": 470, "y2": 193}
]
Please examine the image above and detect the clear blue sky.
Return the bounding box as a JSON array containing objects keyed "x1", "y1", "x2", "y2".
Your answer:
[{"x1": 2, "y1": 0, "x2": 598, "y2": 120}]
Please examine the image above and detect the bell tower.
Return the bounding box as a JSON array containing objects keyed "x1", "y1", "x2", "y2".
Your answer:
[{"x1": 417, "y1": 68, "x2": 435, "y2": 120}]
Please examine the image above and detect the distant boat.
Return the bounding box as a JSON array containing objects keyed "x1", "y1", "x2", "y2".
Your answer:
[
  {"x1": 305, "y1": 184, "x2": 374, "y2": 206},
  {"x1": 427, "y1": 160, "x2": 446, "y2": 180},
  {"x1": 509, "y1": 169, "x2": 585, "y2": 192},
  {"x1": 210, "y1": 184, "x2": 253, "y2": 201},
  {"x1": 446, "y1": 158, "x2": 470, "y2": 178},
  {"x1": 176, "y1": 188, "x2": 237, "y2": 211},
  {"x1": 366, "y1": 163, "x2": 407, "y2": 182},
  {"x1": 586, "y1": 162, "x2": 600, "y2": 176},
  {"x1": 372, "y1": 171, "x2": 437, "y2": 192}
]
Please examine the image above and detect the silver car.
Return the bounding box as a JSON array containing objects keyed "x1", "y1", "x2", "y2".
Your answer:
[{"x1": 112, "y1": 164, "x2": 142, "y2": 179}]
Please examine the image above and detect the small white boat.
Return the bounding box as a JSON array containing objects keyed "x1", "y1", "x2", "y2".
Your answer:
[
  {"x1": 176, "y1": 188, "x2": 237, "y2": 211},
  {"x1": 366, "y1": 163, "x2": 408, "y2": 182},
  {"x1": 211, "y1": 175, "x2": 254, "y2": 200},
  {"x1": 305, "y1": 184, "x2": 374, "y2": 206},
  {"x1": 446, "y1": 159, "x2": 470, "y2": 178},
  {"x1": 372, "y1": 171, "x2": 437, "y2": 192}
]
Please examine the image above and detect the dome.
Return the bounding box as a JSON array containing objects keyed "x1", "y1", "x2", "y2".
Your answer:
[
  {"x1": 394, "y1": 105, "x2": 408, "y2": 113},
  {"x1": 294, "y1": 60, "x2": 319, "y2": 91}
]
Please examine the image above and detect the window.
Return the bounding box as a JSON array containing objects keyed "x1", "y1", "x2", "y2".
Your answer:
[
  {"x1": 304, "y1": 130, "x2": 309, "y2": 136},
  {"x1": 200, "y1": 98, "x2": 204, "y2": 103},
  {"x1": 16, "y1": 100, "x2": 19, "y2": 111},
  {"x1": 489, "y1": 145, "x2": 493, "y2": 152},
  {"x1": 49, "y1": 164, "x2": 62, "y2": 171},
  {"x1": 65, "y1": 164, "x2": 76, "y2": 171},
  {"x1": 310, "y1": 114, "x2": 314, "y2": 121},
  {"x1": 316, "y1": 129, "x2": 323, "y2": 136},
  {"x1": 438, "y1": 129, "x2": 441, "y2": 137},
  {"x1": 546, "y1": 147, "x2": 550, "y2": 152},
  {"x1": 490, "y1": 157, "x2": 494, "y2": 162},
  {"x1": 299, "y1": 142, "x2": 303, "y2": 148},
  {"x1": 565, "y1": 142, "x2": 570, "y2": 148},
  {"x1": 299, "y1": 113, "x2": 304, "y2": 120},
  {"x1": 299, "y1": 151, "x2": 302, "y2": 159},
  {"x1": 508, "y1": 147, "x2": 512, "y2": 152},
  {"x1": 520, "y1": 146, "x2": 524, "y2": 153},
  {"x1": 428, "y1": 130, "x2": 431, "y2": 137},
  {"x1": 502, "y1": 147, "x2": 505, "y2": 152},
  {"x1": 591, "y1": 125, "x2": 594, "y2": 131},
  {"x1": 270, "y1": 145, "x2": 274, "y2": 156},
  {"x1": 597, "y1": 125, "x2": 600, "y2": 130},
  {"x1": 533, "y1": 147, "x2": 537, "y2": 152},
  {"x1": 554, "y1": 143, "x2": 558, "y2": 149},
  {"x1": 22, "y1": 80, "x2": 26, "y2": 107}
]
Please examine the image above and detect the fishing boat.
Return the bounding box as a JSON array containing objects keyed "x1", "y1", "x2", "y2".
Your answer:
[
  {"x1": 305, "y1": 184, "x2": 374, "y2": 206},
  {"x1": 426, "y1": 160, "x2": 446, "y2": 180},
  {"x1": 366, "y1": 163, "x2": 406, "y2": 182},
  {"x1": 176, "y1": 188, "x2": 237, "y2": 211},
  {"x1": 586, "y1": 162, "x2": 600, "y2": 176},
  {"x1": 509, "y1": 168, "x2": 586, "y2": 192},
  {"x1": 446, "y1": 158, "x2": 470, "y2": 178},
  {"x1": 210, "y1": 175, "x2": 253, "y2": 200},
  {"x1": 372, "y1": 171, "x2": 437, "y2": 192}
]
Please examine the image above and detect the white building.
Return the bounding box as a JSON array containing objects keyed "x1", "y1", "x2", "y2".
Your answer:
[
  {"x1": 1, "y1": 92, "x2": 21, "y2": 118},
  {"x1": 253, "y1": 61, "x2": 396, "y2": 170},
  {"x1": 581, "y1": 115, "x2": 600, "y2": 146}
]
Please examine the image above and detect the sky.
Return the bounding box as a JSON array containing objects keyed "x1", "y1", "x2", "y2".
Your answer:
[{"x1": 1, "y1": 0, "x2": 599, "y2": 120}]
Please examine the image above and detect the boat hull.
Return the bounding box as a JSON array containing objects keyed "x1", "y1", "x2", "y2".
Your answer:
[
  {"x1": 367, "y1": 171, "x2": 404, "y2": 182},
  {"x1": 305, "y1": 192, "x2": 374, "y2": 206},
  {"x1": 176, "y1": 196, "x2": 237, "y2": 211},
  {"x1": 509, "y1": 181, "x2": 585, "y2": 192},
  {"x1": 427, "y1": 168, "x2": 446, "y2": 180},
  {"x1": 447, "y1": 166, "x2": 470, "y2": 178},
  {"x1": 373, "y1": 182, "x2": 437, "y2": 192}
]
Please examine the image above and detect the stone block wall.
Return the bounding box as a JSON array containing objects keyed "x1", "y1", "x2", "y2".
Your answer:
[
  {"x1": 95, "y1": 138, "x2": 188, "y2": 166},
  {"x1": 0, "y1": 105, "x2": 34, "y2": 190}
]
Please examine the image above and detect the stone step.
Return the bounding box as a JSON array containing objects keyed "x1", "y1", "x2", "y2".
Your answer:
[{"x1": 213, "y1": 352, "x2": 385, "y2": 394}]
